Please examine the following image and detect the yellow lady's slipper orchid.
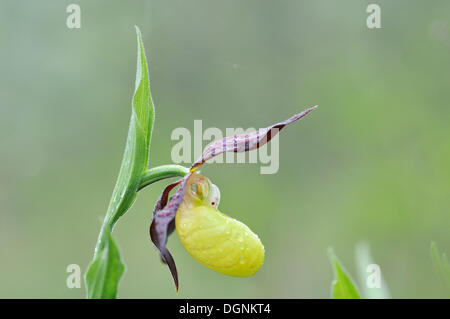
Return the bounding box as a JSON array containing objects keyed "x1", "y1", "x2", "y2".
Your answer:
[
  {"x1": 175, "y1": 173, "x2": 264, "y2": 277},
  {"x1": 150, "y1": 106, "x2": 317, "y2": 290}
]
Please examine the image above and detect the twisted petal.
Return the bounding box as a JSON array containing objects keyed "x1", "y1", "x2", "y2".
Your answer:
[
  {"x1": 149, "y1": 174, "x2": 191, "y2": 291},
  {"x1": 190, "y1": 105, "x2": 317, "y2": 171}
]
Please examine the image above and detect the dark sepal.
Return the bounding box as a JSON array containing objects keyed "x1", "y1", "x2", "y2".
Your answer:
[
  {"x1": 149, "y1": 174, "x2": 192, "y2": 291},
  {"x1": 190, "y1": 106, "x2": 317, "y2": 171}
]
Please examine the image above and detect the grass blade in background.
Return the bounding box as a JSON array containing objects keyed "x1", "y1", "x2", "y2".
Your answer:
[
  {"x1": 355, "y1": 242, "x2": 390, "y2": 299},
  {"x1": 431, "y1": 242, "x2": 450, "y2": 296},
  {"x1": 85, "y1": 26, "x2": 154, "y2": 299},
  {"x1": 328, "y1": 248, "x2": 361, "y2": 299}
]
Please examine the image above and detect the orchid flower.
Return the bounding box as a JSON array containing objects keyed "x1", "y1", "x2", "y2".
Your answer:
[{"x1": 150, "y1": 106, "x2": 317, "y2": 290}]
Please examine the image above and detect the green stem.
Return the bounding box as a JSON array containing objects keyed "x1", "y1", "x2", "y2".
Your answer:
[
  {"x1": 138, "y1": 164, "x2": 190, "y2": 191},
  {"x1": 93, "y1": 164, "x2": 190, "y2": 256}
]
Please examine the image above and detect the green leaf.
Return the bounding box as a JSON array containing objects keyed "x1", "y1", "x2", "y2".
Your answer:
[
  {"x1": 86, "y1": 26, "x2": 154, "y2": 299},
  {"x1": 105, "y1": 26, "x2": 155, "y2": 227},
  {"x1": 431, "y1": 242, "x2": 450, "y2": 295},
  {"x1": 355, "y1": 242, "x2": 390, "y2": 299},
  {"x1": 328, "y1": 248, "x2": 361, "y2": 299},
  {"x1": 85, "y1": 231, "x2": 125, "y2": 299}
]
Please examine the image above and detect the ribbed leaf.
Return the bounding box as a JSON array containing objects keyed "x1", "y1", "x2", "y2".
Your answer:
[
  {"x1": 85, "y1": 231, "x2": 125, "y2": 299},
  {"x1": 86, "y1": 26, "x2": 154, "y2": 298},
  {"x1": 106, "y1": 26, "x2": 154, "y2": 226}
]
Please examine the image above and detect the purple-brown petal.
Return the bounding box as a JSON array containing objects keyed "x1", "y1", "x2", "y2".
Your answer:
[
  {"x1": 149, "y1": 173, "x2": 192, "y2": 291},
  {"x1": 190, "y1": 105, "x2": 317, "y2": 171}
]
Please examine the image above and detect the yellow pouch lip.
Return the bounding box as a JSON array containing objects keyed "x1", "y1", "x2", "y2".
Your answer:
[{"x1": 176, "y1": 174, "x2": 265, "y2": 277}]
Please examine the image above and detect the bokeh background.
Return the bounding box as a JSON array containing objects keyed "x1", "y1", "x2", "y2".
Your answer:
[{"x1": 0, "y1": 0, "x2": 449, "y2": 298}]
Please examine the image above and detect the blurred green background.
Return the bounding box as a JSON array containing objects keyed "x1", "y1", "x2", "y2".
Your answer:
[{"x1": 0, "y1": 0, "x2": 449, "y2": 298}]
